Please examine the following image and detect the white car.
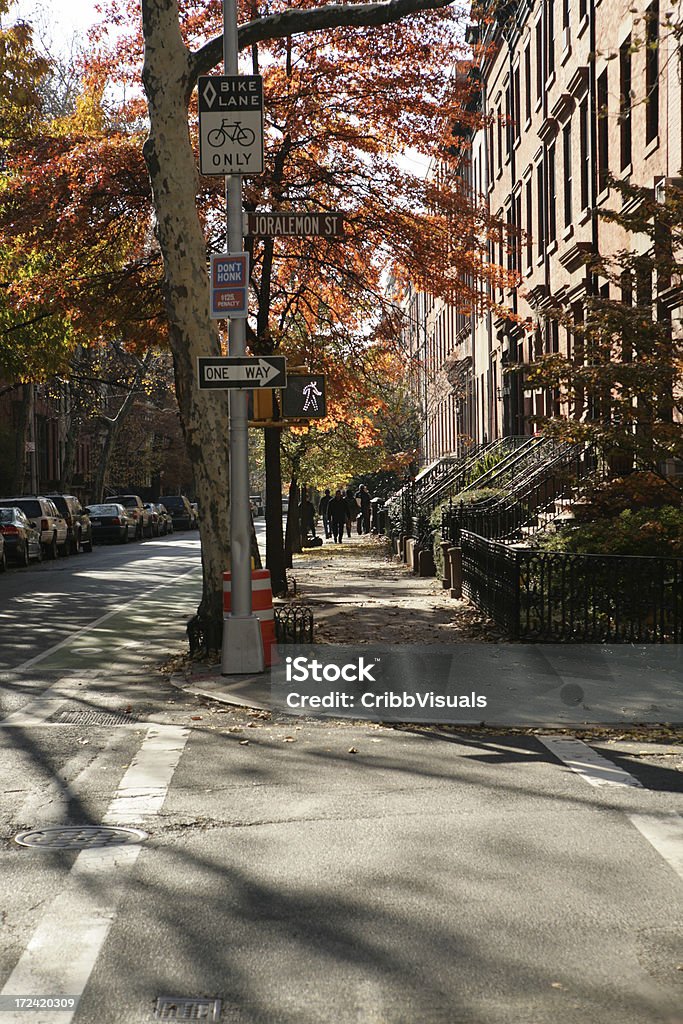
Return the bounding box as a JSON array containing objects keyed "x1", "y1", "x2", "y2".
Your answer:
[{"x1": 0, "y1": 496, "x2": 68, "y2": 559}]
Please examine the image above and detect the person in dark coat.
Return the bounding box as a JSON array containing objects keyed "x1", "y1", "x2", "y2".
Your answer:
[
  {"x1": 345, "y1": 487, "x2": 359, "y2": 538},
  {"x1": 355, "y1": 484, "x2": 372, "y2": 534},
  {"x1": 328, "y1": 489, "x2": 348, "y2": 543},
  {"x1": 299, "y1": 494, "x2": 316, "y2": 541},
  {"x1": 318, "y1": 488, "x2": 332, "y2": 539}
]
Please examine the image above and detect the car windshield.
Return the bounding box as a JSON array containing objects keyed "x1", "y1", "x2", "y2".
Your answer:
[
  {"x1": 87, "y1": 504, "x2": 120, "y2": 515},
  {"x1": 109, "y1": 496, "x2": 137, "y2": 507},
  {"x1": 161, "y1": 497, "x2": 184, "y2": 508}
]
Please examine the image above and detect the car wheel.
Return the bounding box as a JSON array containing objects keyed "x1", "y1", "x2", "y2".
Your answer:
[
  {"x1": 119, "y1": 529, "x2": 127, "y2": 544},
  {"x1": 18, "y1": 541, "x2": 29, "y2": 567},
  {"x1": 135, "y1": 523, "x2": 143, "y2": 541},
  {"x1": 82, "y1": 534, "x2": 93, "y2": 552},
  {"x1": 71, "y1": 530, "x2": 81, "y2": 555},
  {"x1": 35, "y1": 542, "x2": 43, "y2": 563},
  {"x1": 45, "y1": 535, "x2": 58, "y2": 560},
  {"x1": 59, "y1": 539, "x2": 70, "y2": 557},
  {"x1": 0, "y1": 548, "x2": 6, "y2": 572}
]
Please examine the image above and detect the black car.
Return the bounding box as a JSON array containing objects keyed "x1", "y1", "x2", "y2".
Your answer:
[
  {"x1": 45, "y1": 493, "x2": 93, "y2": 553},
  {"x1": 0, "y1": 507, "x2": 42, "y2": 565},
  {"x1": 159, "y1": 494, "x2": 196, "y2": 530},
  {"x1": 85, "y1": 503, "x2": 138, "y2": 544}
]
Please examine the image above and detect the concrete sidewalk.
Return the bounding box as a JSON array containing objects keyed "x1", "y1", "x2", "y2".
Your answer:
[
  {"x1": 171, "y1": 536, "x2": 683, "y2": 728},
  {"x1": 172, "y1": 534, "x2": 499, "y2": 708}
]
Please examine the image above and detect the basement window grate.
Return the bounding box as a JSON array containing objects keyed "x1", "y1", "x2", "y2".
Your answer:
[{"x1": 154, "y1": 998, "x2": 222, "y2": 1021}]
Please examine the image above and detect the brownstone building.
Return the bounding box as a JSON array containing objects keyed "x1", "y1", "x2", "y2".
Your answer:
[{"x1": 403, "y1": 0, "x2": 683, "y2": 469}]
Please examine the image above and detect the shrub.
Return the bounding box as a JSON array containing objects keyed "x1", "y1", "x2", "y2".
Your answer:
[
  {"x1": 574, "y1": 471, "x2": 682, "y2": 520},
  {"x1": 537, "y1": 506, "x2": 683, "y2": 557}
]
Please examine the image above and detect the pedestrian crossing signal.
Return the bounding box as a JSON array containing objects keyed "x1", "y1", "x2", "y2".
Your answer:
[{"x1": 281, "y1": 374, "x2": 326, "y2": 419}]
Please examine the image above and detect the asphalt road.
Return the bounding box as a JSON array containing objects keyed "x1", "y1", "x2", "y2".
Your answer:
[
  {"x1": 0, "y1": 532, "x2": 203, "y2": 675},
  {"x1": 0, "y1": 523, "x2": 681, "y2": 1024}
]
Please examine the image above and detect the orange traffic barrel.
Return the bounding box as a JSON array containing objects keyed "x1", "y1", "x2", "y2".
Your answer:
[{"x1": 223, "y1": 569, "x2": 277, "y2": 666}]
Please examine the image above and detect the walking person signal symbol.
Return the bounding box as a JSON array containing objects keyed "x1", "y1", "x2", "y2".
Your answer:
[{"x1": 207, "y1": 119, "x2": 256, "y2": 148}]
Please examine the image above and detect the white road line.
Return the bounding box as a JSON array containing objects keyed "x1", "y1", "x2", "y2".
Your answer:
[
  {"x1": 628, "y1": 812, "x2": 683, "y2": 881},
  {"x1": 13, "y1": 565, "x2": 200, "y2": 673},
  {"x1": 538, "y1": 735, "x2": 643, "y2": 788},
  {"x1": 0, "y1": 724, "x2": 189, "y2": 1024}
]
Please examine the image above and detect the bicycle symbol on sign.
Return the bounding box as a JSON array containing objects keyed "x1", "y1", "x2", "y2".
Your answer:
[{"x1": 207, "y1": 119, "x2": 256, "y2": 148}]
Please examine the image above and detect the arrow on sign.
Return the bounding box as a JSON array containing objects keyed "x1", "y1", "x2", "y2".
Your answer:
[{"x1": 197, "y1": 356, "x2": 287, "y2": 390}]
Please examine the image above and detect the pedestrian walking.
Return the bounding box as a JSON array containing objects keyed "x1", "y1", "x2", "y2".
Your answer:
[
  {"x1": 328, "y1": 489, "x2": 348, "y2": 543},
  {"x1": 318, "y1": 488, "x2": 332, "y2": 539},
  {"x1": 345, "y1": 487, "x2": 359, "y2": 538},
  {"x1": 299, "y1": 493, "x2": 316, "y2": 543},
  {"x1": 355, "y1": 484, "x2": 372, "y2": 534}
]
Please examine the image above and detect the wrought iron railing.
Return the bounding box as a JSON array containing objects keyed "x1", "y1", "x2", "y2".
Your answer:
[
  {"x1": 443, "y1": 443, "x2": 597, "y2": 544},
  {"x1": 460, "y1": 530, "x2": 683, "y2": 642}
]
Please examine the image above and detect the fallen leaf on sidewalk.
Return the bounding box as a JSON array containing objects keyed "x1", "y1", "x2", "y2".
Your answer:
[
  {"x1": 239, "y1": 740, "x2": 249, "y2": 746},
  {"x1": 190, "y1": 716, "x2": 202, "y2": 720},
  {"x1": 348, "y1": 747, "x2": 358, "y2": 754}
]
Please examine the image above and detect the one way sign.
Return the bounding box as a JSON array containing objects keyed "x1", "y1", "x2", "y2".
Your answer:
[{"x1": 197, "y1": 356, "x2": 287, "y2": 390}]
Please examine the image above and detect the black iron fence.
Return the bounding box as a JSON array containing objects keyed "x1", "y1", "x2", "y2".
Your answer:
[
  {"x1": 460, "y1": 530, "x2": 683, "y2": 642},
  {"x1": 274, "y1": 605, "x2": 314, "y2": 644}
]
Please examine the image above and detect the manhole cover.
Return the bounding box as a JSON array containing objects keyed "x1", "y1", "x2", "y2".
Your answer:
[
  {"x1": 14, "y1": 826, "x2": 149, "y2": 850},
  {"x1": 51, "y1": 710, "x2": 136, "y2": 726},
  {"x1": 155, "y1": 997, "x2": 221, "y2": 1021}
]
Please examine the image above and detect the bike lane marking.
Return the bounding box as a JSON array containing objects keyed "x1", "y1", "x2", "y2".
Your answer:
[
  {"x1": 0, "y1": 724, "x2": 190, "y2": 1024},
  {"x1": 12, "y1": 565, "x2": 201, "y2": 674}
]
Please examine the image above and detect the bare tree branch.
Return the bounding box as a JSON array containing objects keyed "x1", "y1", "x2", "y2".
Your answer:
[{"x1": 189, "y1": 0, "x2": 456, "y2": 87}]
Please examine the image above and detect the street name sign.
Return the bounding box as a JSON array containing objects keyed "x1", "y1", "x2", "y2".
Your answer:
[
  {"x1": 281, "y1": 374, "x2": 327, "y2": 418},
  {"x1": 198, "y1": 75, "x2": 264, "y2": 176},
  {"x1": 246, "y1": 212, "x2": 345, "y2": 237},
  {"x1": 210, "y1": 252, "x2": 249, "y2": 318},
  {"x1": 198, "y1": 356, "x2": 287, "y2": 390}
]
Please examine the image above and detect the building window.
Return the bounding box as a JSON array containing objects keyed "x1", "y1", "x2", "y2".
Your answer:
[
  {"x1": 497, "y1": 103, "x2": 503, "y2": 174},
  {"x1": 524, "y1": 43, "x2": 532, "y2": 122},
  {"x1": 548, "y1": 142, "x2": 557, "y2": 244},
  {"x1": 620, "y1": 37, "x2": 632, "y2": 168},
  {"x1": 513, "y1": 66, "x2": 521, "y2": 143},
  {"x1": 563, "y1": 121, "x2": 573, "y2": 227},
  {"x1": 536, "y1": 20, "x2": 543, "y2": 102},
  {"x1": 488, "y1": 116, "x2": 494, "y2": 185},
  {"x1": 536, "y1": 162, "x2": 545, "y2": 257},
  {"x1": 547, "y1": 0, "x2": 555, "y2": 78},
  {"x1": 579, "y1": 96, "x2": 589, "y2": 209},
  {"x1": 597, "y1": 69, "x2": 609, "y2": 194},
  {"x1": 525, "y1": 177, "x2": 533, "y2": 271},
  {"x1": 646, "y1": 1, "x2": 659, "y2": 143},
  {"x1": 505, "y1": 81, "x2": 512, "y2": 157}
]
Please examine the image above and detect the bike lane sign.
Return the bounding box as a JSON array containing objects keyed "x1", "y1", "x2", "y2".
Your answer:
[{"x1": 198, "y1": 75, "x2": 264, "y2": 176}]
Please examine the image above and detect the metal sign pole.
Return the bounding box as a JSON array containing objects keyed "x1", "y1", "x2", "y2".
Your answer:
[{"x1": 221, "y1": 0, "x2": 264, "y2": 674}]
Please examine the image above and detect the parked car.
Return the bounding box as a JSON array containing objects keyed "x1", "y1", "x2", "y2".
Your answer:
[
  {"x1": 155, "y1": 503, "x2": 173, "y2": 535},
  {"x1": 45, "y1": 493, "x2": 93, "y2": 553},
  {"x1": 144, "y1": 502, "x2": 161, "y2": 537},
  {"x1": 107, "y1": 494, "x2": 151, "y2": 539},
  {"x1": 159, "y1": 494, "x2": 196, "y2": 530},
  {"x1": 0, "y1": 496, "x2": 68, "y2": 559},
  {"x1": 0, "y1": 532, "x2": 6, "y2": 572},
  {"x1": 85, "y1": 503, "x2": 138, "y2": 544},
  {"x1": 0, "y1": 507, "x2": 42, "y2": 565}
]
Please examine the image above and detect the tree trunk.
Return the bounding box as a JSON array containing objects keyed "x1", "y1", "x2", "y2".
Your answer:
[
  {"x1": 264, "y1": 424, "x2": 286, "y2": 595},
  {"x1": 59, "y1": 382, "x2": 79, "y2": 491},
  {"x1": 142, "y1": 0, "x2": 231, "y2": 648},
  {"x1": 12, "y1": 384, "x2": 31, "y2": 494}
]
